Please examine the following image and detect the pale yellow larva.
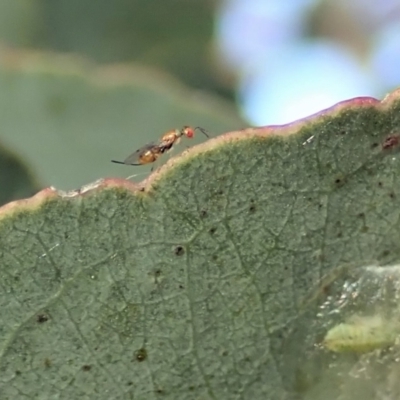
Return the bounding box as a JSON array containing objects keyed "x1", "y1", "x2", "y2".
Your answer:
[{"x1": 323, "y1": 315, "x2": 399, "y2": 353}]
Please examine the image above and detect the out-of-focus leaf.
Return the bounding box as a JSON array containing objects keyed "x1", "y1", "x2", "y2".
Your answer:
[
  {"x1": 38, "y1": 0, "x2": 227, "y2": 94},
  {"x1": 0, "y1": 0, "x2": 42, "y2": 47},
  {"x1": 0, "y1": 142, "x2": 41, "y2": 206},
  {"x1": 0, "y1": 1, "x2": 233, "y2": 99},
  {"x1": 0, "y1": 46, "x2": 244, "y2": 190},
  {"x1": 39, "y1": 0, "x2": 212, "y2": 62}
]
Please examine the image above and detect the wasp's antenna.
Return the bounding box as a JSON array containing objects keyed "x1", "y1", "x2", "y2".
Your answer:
[{"x1": 194, "y1": 126, "x2": 209, "y2": 138}]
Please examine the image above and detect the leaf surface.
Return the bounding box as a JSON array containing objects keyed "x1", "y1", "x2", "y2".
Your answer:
[{"x1": 1, "y1": 91, "x2": 400, "y2": 399}]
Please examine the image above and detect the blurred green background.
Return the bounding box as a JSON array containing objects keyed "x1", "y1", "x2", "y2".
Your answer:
[
  {"x1": 0, "y1": 0, "x2": 243, "y2": 200},
  {"x1": 0, "y1": 0, "x2": 232, "y2": 97}
]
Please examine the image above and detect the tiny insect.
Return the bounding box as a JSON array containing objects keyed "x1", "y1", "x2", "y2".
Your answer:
[
  {"x1": 323, "y1": 314, "x2": 399, "y2": 353},
  {"x1": 111, "y1": 126, "x2": 209, "y2": 166}
]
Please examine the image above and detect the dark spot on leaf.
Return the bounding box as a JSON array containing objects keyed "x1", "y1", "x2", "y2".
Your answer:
[
  {"x1": 37, "y1": 313, "x2": 50, "y2": 323},
  {"x1": 382, "y1": 134, "x2": 400, "y2": 150},
  {"x1": 64, "y1": 232, "x2": 69, "y2": 239},
  {"x1": 389, "y1": 192, "x2": 396, "y2": 199},
  {"x1": 155, "y1": 388, "x2": 165, "y2": 394},
  {"x1": 333, "y1": 175, "x2": 346, "y2": 188},
  {"x1": 174, "y1": 246, "x2": 184, "y2": 256},
  {"x1": 189, "y1": 385, "x2": 195, "y2": 391},
  {"x1": 217, "y1": 190, "x2": 224, "y2": 195},
  {"x1": 378, "y1": 182, "x2": 383, "y2": 187},
  {"x1": 15, "y1": 370, "x2": 21, "y2": 376},
  {"x1": 321, "y1": 284, "x2": 332, "y2": 296},
  {"x1": 200, "y1": 209, "x2": 207, "y2": 218},
  {"x1": 127, "y1": 381, "x2": 133, "y2": 386},
  {"x1": 336, "y1": 232, "x2": 342, "y2": 238},
  {"x1": 135, "y1": 348, "x2": 147, "y2": 362},
  {"x1": 357, "y1": 213, "x2": 365, "y2": 218},
  {"x1": 275, "y1": 331, "x2": 284, "y2": 339},
  {"x1": 82, "y1": 365, "x2": 91, "y2": 371},
  {"x1": 371, "y1": 142, "x2": 379, "y2": 148},
  {"x1": 381, "y1": 250, "x2": 390, "y2": 258},
  {"x1": 360, "y1": 226, "x2": 369, "y2": 233},
  {"x1": 44, "y1": 358, "x2": 52, "y2": 368},
  {"x1": 339, "y1": 130, "x2": 346, "y2": 135},
  {"x1": 151, "y1": 270, "x2": 161, "y2": 283},
  {"x1": 178, "y1": 284, "x2": 184, "y2": 289},
  {"x1": 209, "y1": 227, "x2": 217, "y2": 235}
]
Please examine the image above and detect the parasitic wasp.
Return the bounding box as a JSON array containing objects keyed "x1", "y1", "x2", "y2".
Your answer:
[{"x1": 111, "y1": 126, "x2": 209, "y2": 166}]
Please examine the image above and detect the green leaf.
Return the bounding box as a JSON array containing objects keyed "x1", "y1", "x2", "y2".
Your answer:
[
  {"x1": 39, "y1": 0, "x2": 212, "y2": 62},
  {"x1": 0, "y1": 0, "x2": 42, "y2": 47},
  {"x1": 1, "y1": 90, "x2": 400, "y2": 399},
  {"x1": 0, "y1": 141, "x2": 41, "y2": 206},
  {"x1": 0, "y1": 0, "x2": 222, "y2": 95},
  {"x1": 0, "y1": 46, "x2": 243, "y2": 190}
]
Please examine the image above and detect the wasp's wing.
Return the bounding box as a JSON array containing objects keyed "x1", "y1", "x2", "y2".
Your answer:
[
  {"x1": 158, "y1": 140, "x2": 175, "y2": 153},
  {"x1": 112, "y1": 142, "x2": 160, "y2": 165},
  {"x1": 124, "y1": 142, "x2": 159, "y2": 164}
]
